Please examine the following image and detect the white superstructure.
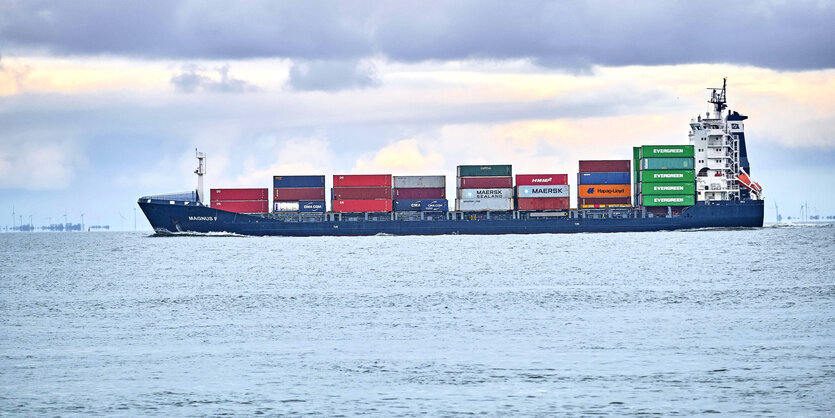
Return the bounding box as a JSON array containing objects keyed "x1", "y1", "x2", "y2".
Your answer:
[{"x1": 688, "y1": 79, "x2": 760, "y2": 202}]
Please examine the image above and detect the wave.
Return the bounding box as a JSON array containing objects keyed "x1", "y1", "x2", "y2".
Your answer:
[{"x1": 148, "y1": 230, "x2": 249, "y2": 238}]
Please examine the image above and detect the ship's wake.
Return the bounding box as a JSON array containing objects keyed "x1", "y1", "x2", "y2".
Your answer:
[{"x1": 148, "y1": 230, "x2": 249, "y2": 238}]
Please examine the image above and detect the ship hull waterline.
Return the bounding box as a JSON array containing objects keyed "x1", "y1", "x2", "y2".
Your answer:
[{"x1": 138, "y1": 199, "x2": 764, "y2": 236}]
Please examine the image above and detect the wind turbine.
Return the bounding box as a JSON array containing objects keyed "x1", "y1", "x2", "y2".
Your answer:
[
  {"x1": 119, "y1": 212, "x2": 126, "y2": 231},
  {"x1": 12, "y1": 205, "x2": 15, "y2": 230}
]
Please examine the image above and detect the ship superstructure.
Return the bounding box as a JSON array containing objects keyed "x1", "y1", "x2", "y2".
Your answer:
[{"x1": 689, "y1": 78, "x2": 762, "y2": 202}]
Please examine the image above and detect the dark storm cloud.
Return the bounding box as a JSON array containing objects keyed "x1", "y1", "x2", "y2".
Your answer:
[
  {"x1": 1, "y1": 0, "x2": 833, "y2": 70},
  {"x1": 287, "y1": 60, "x2": 380, "y2": 91},
  {"x1": 170, "y1": 65, "x2": 258, "y2": 93}
]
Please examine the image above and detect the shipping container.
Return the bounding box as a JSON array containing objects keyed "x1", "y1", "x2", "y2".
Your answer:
[
  {"x1": 457, "y1": 176, "x2": 513, "y2": 189},
  {"x1": 455, "y1": 198, "x2": 514, "y2": 211},
  {"x1": 456, "y1": 165, "x2": 512, "y2": 177},
  {"x1": 275, "y1": 200, "x2": 327, "y2": 212},
  {"x1": 640, "y1": 170, "x2": 696, "y2": 183},
  {"x1": 517, "y1": 197, "x2": 570, "y2": 211},
  {"x1": 331, "y1": 187, "x2": 392, "y2": 200},
  {"x1": 640, "y1": 145, "x2": 695, "y2": 158},
  {"x1": 274, "y1": 187, "x2": 326, "y2": 201},
  {"x1": 578, "y1": 160, "x2": 630, "y2": 173},
  {"x1": 332, "y1": 199, "x2": 393, "y2": 212},
  {"x1": 516, "y1": 185, "x2": 570, "y2": 198},
  {"x1": 457, "y1": 188, "x2": 514, "y2": 199},
  {"x1": 210, "y1": 188, "x2": 269, "y2": 201},
  {"x1": 393, "y1": 175, "x2": 445, "y2": 189},
  {"x1": 577, "y1": 172, "x2": 631, "y2": 185},
  {"x1": 580, "y1": 204, "x2": 632, "y2": 208},
  {"x1": 273, "y1": 175, "x2": 325, "y2": 188},
  {"x1": 210, "y1": 200, "x2": 269, "y2": 213},
  {"x1": 578, "y1": 184, "x2": 631, "y2": 198},
  {"x1": 639, "y1": 183, "x2": 696, "y2": 195},
  {"x1": 299, "y1": 200, "x2": 326, "y2": 212},
  {"x1": 333, "y1": 174, "x2": 392, "y2": 187},
  {"x1": 641, "y1": 194, "x2": 696, "y2": 206},
  {"x1": 274, "y1": 201, "x2": 299, "y2": 212},
  {"x1": 641, "y1": 157, "x2": 695, "y2": 170},
  {"x1": 393, "y1": 199, "x2": 449, "y2": 212},
  {"x1": 393, "y1": 187, "x2": 446, "y2": 199},
  {"x1": 515, "y1": 174, "x2": 568, "y2": 186},
  {"x1": 578, "y1": 197, "x2": 632, "y2": 206}
]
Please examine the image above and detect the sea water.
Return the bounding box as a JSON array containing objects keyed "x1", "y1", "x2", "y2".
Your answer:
[{"x1": 1, "y1": 224, "x2": 833, "y2": 415}]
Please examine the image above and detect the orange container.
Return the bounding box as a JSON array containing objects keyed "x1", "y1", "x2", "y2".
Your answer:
[{"x1": 578, "y1": 184, "x2": 631, "y2": 198}]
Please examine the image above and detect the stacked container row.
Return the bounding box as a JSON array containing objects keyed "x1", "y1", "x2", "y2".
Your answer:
[
  {"x1": 273, "y1": 175, "x2": 326, "y2": 213},
  {"x1": 577, "y1": 160, "x2": 631, "y2": 208},
  {"x1": 332, "y1": 174, "x2": 393, "y2": 212},
  {"x1": 455, "y1": 165, "x2": 514, "y2": 211},
  {"x1": 634, "y1": 145, "x2": 696, "y2": 207},
  {"x1": 393, "y1": 175, "x2": 448, "y2": 212},
  {"x1": 515, "y1": 174, "x2": 570, "y2": 211},
  {"x1": 210, "y1": 188, "x2": 269, "y2": 214}
]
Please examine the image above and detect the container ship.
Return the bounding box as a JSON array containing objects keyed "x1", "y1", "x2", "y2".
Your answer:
[{"x1": 138, "y1": 80, "x2": 764, "y2": 236}]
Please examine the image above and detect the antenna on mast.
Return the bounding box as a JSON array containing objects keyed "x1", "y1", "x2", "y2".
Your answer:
[
  {"x1": 195, "y1": 148, "x2": 206, "y2": 204},
  {"x1": 708, "y1": 77, "x2": 728, "y2": 115}
]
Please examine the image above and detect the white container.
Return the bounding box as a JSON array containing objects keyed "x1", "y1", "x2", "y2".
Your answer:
[
  {"x1": 457, "y1": 188, "x2": 513, "y2": 199},
  {"x1": 393, "y1": 175, "x2": 445, "y2": 188},
  {"x1": 455, "y1": 198, "x2": 514, "y2": 211},
  {"x1": 517, "y1": 185, "x2": 570, "y2": 198},
  {"x1": 274, "y1": 201, "x2": 300, "y2": 212}
]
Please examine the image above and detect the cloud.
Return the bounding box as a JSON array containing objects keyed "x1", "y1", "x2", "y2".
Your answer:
[
  {"x1": 170, "y1": 65, "x2": 258, "y2": 93},
  {"x1": 287, "y1": 59, "x2": 380, "y2": 91},
  {"x1": 234, "y1": 136, "x2": 336, "y2": 187},
  {"x1": 1, "y1": 1, "x2": 833, "y2": 71},
  {"x1": 353, "y1": 139, "x2": 444, "y2": 173},
  {"x1": 0, "y1": 138, "x2": 84, "y2": 190}
]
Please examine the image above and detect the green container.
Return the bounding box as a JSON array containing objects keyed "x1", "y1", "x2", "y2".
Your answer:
[
  {"x1": 633, "y1": 146, "x2": 640, "y2": 179},
  {"x1": 457, "y1": 165, "x2": 512, "y2": 177},
  {"x1": 640, "y1": 182, "x2": 695, "y2": 195},
  {"x1": 641, "y1": 194, "x2": 696, "y2": 207},
  {"x1": 640, "y1": 145, "x2": 694, "y2": 158},
  {"x1": 641, "y1": 157, "x2": 694, "y2": 170},
  {"x1": 640, "y1": 170, "x2": 695, "y2": 183}
]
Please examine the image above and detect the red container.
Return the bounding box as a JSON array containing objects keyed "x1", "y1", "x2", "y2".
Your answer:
[
  {"x1": 515, "y1": 174, "x2": 568, "y2": 186},
  {"x1": 517, "y1": 197, "x2": 570, "y2": 210},
  {"x1": 578, "y1": 197, "x2": 632, "y2": 205},
  {"x1": 209, "y1": 188, "x2": 268, "y2": 201},
  {"x1": 578, "y1": 160, "x2": 630, "y2": 173},
  {"x1": 393, "y1": 188, "x2": 446, "y2": 199},
  {"x1": 332, "y1": 187, "x2": 392, "y2": 200},
  {"x1": 333, "y1": 174, "x2": 392, "y2": 187},
  {"x1": 332, "y1": 199, "x2": 393, "y2": 213},
  {"x1": 274, "y1": 187, "x2": 326, "y2": 201},
  {"x1": 210, "y1": 200, "x2": 269, "y2": 213},
  {"x1": 457, "y1": 176, "x2": 513, "y2": 188}
]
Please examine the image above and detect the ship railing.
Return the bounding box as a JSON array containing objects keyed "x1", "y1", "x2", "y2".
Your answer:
[{"x1": 140, "y1": 191, "x2": 199, "y2": 202}]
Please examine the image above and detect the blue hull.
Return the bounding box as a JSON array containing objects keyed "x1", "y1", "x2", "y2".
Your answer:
[{"x1": 138, "y1": 199, "x2": 764, "y2": 236}]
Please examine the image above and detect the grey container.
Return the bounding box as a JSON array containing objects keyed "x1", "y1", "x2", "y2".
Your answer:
[
  {"x1": 393, "y1": 175, "x2": 446, "y2": 188},
  {"x1": 455, "y1": 198, "x2": 514, "y2": 211}
]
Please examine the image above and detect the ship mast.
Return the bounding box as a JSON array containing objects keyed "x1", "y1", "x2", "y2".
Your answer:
[
  {"x1": 195, "y1": 148, "x2": 206, "y2": 204},
  {"x1": 708, "y1": 77, "x2": 727, "y2": 118}
]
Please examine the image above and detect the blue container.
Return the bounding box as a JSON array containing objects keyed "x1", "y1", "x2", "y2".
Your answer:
[
  {"x1": 577, "y1": 172, "x2": 631, "y2": 185},
  {"x1": 393, "y1": 199, "x2": 449, "y2": 212},
  {"x1": 273, "y1": 175, "x2": 326, "y2": 188},
  {"x1": 299, "y1": 200, "x2": 326, "y2": 212}
]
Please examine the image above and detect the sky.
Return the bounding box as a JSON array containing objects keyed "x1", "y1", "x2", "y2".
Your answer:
[{"x1": 1, "y1": 0, "x2": 834, "y2": 230}]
